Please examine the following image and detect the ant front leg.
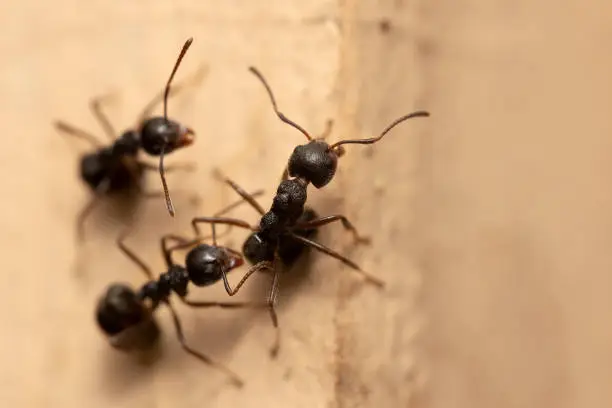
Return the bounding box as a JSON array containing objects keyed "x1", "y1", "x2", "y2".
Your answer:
[
  {"x1": 179, "y1": 298, "x2": 267, "y2": 310},
  {"x1": 212, "y1": 169, "x2": 265, "y2": 215},
  {"x1": 160, "y1": 233, "x2": 195, "y2": 268},
  {"x1": 220, "y1": 261, "x2": 273, "y2": 296},
  {"x1": 164, "y1": 299, "x2": 244, "y2": 388},
  {"x1": 54, "y1": 121, "x2": 103, "y2": 149},
  {"x1": 292, "y1": 214, "x2": 371, "y2": 245},
  {"x1": 319, "y1": 119, "x2": 334, "y2": 140},
  {"x1": 190, "y1": 216, "x2": 255, "y2": 237},
  {"x1": 89, "y1": 94, "x2": 117, "y2": 141}
]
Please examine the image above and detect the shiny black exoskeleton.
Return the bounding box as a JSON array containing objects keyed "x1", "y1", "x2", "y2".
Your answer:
[
  {"x1": 97, "y1": 244, "x2": 241, "y2": 315},
  {"x1": 56, "y1": 37, "x2": 196, "y2": 226},
  {"x1": 78, "y1": 131, "x2": 142, "y2": 192},
  {"x1": 243, "y1": 207, "x2": 318, "y2": 266},
  {"x1": 95, "y1": 229, "x2": 257, "y2": 387},
  {"x1": 242, "y1": 66, "x2": 429, "y2": 251},
  {"x1": 96, "y1": 283, "x2": 160, "y2": 351},
  {"x1": 190, "y1": 67, "x2": 429, "y2": 357}
]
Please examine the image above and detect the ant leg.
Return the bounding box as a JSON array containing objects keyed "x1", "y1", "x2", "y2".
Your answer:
[
  {"x1": 139, "y1": 161, "x2": 196, "y2": 173},
  {"x1": 76, "y1": 178, "x2": 111, "y2": 242},
  {"x1": 220, "y1": 261, "x2": 273, "y2": 296},
  {"x1": 214, "y1": 190, "x2": 265, "y2": 220},
  {"x1": 191, "y1": 216, "x2": 255, "y2": 237},
  {"x1": 160, "y1": 234, "x2": 193, "y2": 268},
  {"x1": 292, "y1": 215, "x2": 371, "y2": 244},
  {"x1": 165, "y1": 299, "x2": 244, "y2": 388},
  {"x1": 161, "y1": 189, "x2": 266, "y2": 251},
  {"x1": 116, "y1": 226, "x2": 155, "y2": 280},
  {"x1": 179, "y1": 297, "x2": 267, "y2": 310},
  {"x1": 137, "y1": 64, "x2": 208, "y2": 123},
  {"x1": 54, "y1": 120, "x2": 103, "y2": 148},
  {"x1": 288, "y1": 233, "x2": 385, "y2": 288},
  {"x1": 213, "y1": 169, "x2": 265, "y2": 215},
  {"x1": 267, "y1": 261, "x2": 282, "y2": 358},
  {"x1": 89, "y1": 94, "x2": 117, "y2": 141},
  {"x1": 319, "y1": 119, "x2": 334, "y2": 140}
]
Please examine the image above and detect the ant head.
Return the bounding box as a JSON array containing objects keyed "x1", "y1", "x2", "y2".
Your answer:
[
  {"x1": 287, "y1": 140, "x2": 339, "y2": 188},
  {"x1": 185, "y1": 244, "x2": 243, "y2": 287},
  {"x1": 80, "y1": 152, "x2": 108, "y2": 189},
  {"x1": 242, "y1": 232, "x2": 276, "y2": 265},
  {"x1": 139, "y1": 117, "x2": 194, "y2": 156},
  {"x1": 113, "y1": 130, "x2": 140, "y2": 156},
  {"x1": 95, "y1": 284, "x2": 149, "y2": 336}
]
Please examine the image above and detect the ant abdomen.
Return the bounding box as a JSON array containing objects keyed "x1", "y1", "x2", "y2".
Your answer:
[
  {"x1": 140, "y1": 117, "x2": 194, "y2": 156},
  {"x1": 79, "y1": 152, "x2": 109, "y2": 189},
  {"x1": 186, "y1": 244, "x2": 244, "y2": 286},
  {"x1": 79, "y1": 150, "x2": 139, "y2": 191},
  {"x1": 288, "y1": 140, "x2": 338, "y2": 188},
  {"x1": 96, "y1": 283, "x2": 160, "y2": 350}
]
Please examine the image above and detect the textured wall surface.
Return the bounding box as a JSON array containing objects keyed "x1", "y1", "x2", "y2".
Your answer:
[{"x1": 1, "y1": 1, "x2": 611, "y2": 407}]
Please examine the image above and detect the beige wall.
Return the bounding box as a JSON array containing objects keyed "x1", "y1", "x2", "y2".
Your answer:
[{"x1": 1, "y1": 1, "x2": 610, "y2": 407}]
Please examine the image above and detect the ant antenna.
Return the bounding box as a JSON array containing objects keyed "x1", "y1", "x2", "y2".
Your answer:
[
  {"x1": 157, "y1": 37, "x2": 193, "y2": 217},
  {"x1": 159, "y1": 146, "x2": 175, "y2": 216},
  {"x1": 164, "y1": 37, "x2": 194, "y2": 120},
  {"x1": 329, "y1": 110, "x2": 430, "y2": 149},
  {"x1": 248, "y1": 66, "x2": 312, "y2": 141}
]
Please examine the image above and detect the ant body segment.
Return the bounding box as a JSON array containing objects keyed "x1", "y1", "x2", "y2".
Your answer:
[
  {"x1": 56, "y1": 38, "x2": 198, "y2": 238},
  {"x1": 189, "y1": 67, "x2": 429, "y2": 356},
  {"x1": 96, "y1": 192, "x2": 271, "y2": 387}
]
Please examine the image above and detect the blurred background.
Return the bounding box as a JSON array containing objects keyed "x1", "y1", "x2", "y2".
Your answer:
[{"x1": 2, "y1": 1, "x2": 612, "y2": 407}]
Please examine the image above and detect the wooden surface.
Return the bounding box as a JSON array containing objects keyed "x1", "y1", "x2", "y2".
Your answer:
[{"x1": 2, "y1": 1, "x2": 612, "y2": 407}]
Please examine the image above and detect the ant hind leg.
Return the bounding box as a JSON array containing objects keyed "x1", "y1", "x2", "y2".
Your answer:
[{"x1": 165, "y1": 300, "x2": 244, "y2": 388}]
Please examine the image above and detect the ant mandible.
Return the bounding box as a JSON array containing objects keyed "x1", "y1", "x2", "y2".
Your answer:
[
  {"x1": 55, "y1": 38, "x2": 197, "y2": 240},
  {"x1": 96, "y1": 191, "x2": 272, "y2": 388},
  {"x1": 188, "y1": 67, "x2": 429, "y2": 356}
]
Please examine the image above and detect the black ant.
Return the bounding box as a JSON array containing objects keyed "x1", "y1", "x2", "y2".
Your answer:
[
  {"x1": 95, "y1": 191, "x2": 273, "y2": 388},
  {"x1": 188, "y1": 67, "x2": 429, "y2": 356},
  {"x1": 55, "y1": 38, "x2": 197, "y2": 239}
]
